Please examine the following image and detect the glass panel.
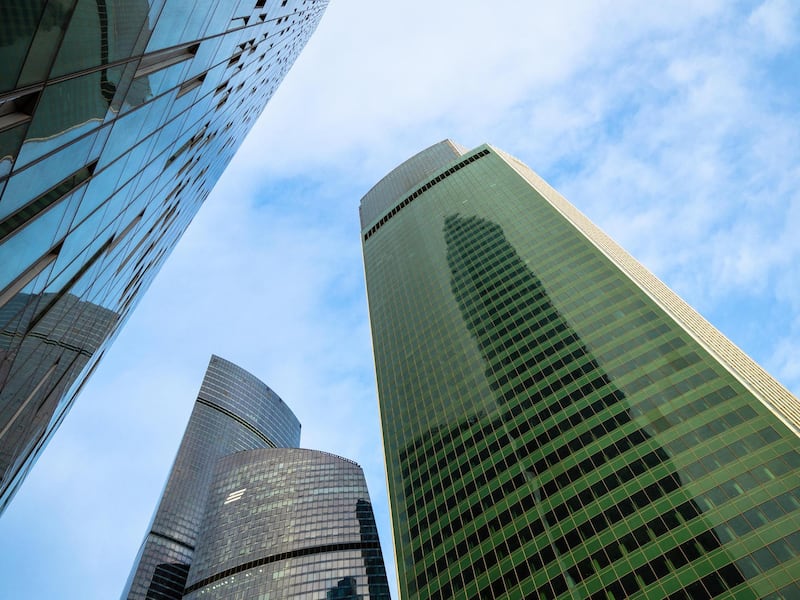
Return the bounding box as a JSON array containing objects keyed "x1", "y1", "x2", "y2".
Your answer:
[
  {"x1": 0, "y1": 1, "x2": 48, "y2": 92},
  {"x1": 0, "y1": 199, "x2": 69, "y2": 291},
  {"x1": 0, "y1": 138, "x2": 93, "y2": 222},
  {"x1": 16, "y1": 74, "x2": 109, "y2": 166},
  {"x1": 50, "y1": 0, "x2": 152, "y2": 77},
  {"x1": 17, "y1": 0, "x2": 75, "y2": 87},
  {"x1": 0, "y1": 121, "x2": 28, "y2": 179}
]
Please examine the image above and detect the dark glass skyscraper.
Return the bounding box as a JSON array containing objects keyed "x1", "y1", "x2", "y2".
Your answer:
[
  {"x1": 361, "y1": 141, "x2": 800, "y2": 599},
  {"x1": 122, "y1": 355, "x2": 301, "y2": 599},
  {"x1": 182, "y1": 448, "x2": 391, "y2": 599},
  {"x1": 0, "y1": 0, "x2": 328, "y2": 512}
]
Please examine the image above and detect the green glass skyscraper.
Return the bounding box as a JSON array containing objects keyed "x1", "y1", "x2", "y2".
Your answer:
[{"x1": 360, "y1": 141, "x2": 800, "y2": 600}]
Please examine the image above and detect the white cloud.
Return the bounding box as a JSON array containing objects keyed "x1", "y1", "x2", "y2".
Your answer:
[{"x1": 748, "y1": 0, "x2": 799, "y2": 49}]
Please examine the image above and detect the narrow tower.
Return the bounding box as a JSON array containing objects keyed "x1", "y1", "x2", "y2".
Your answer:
[
  {"x1": 122, "y1": 355, "x2": 301, "y2": 599},
  {"x1": 361, "y1": 141, "x2": 800, "y2": 599}
]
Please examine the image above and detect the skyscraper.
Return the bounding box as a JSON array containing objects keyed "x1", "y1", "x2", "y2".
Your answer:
[
  {"x1": 0, "y1": 292, "x2": 117, "y2": 512},
  {"x1": 124, "y1": 355, "x2": 391, "y2": 600},
  {"x1": 361, "y1": 141, "x2": 800, "y2": 599},
  {"x1": 0, "y1": 0, "x2": 328, "y2": 512},
  {"x1": 122, "y1": 355, "x2": 302, "y2": 599},
  {"x1": 182, "y1": 448, "x2": 391, "y2": 599}
]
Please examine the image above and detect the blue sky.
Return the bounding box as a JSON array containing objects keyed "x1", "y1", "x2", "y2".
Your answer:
[{"x1": 1, "y1": 1, "x2": 799, "y2": 598}]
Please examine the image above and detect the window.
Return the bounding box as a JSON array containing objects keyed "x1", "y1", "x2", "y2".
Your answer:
[
  {"x1": 0, "y1": 88, "x2": 40, "y2": 133},
  {"x1": 134, "y1": 43, "x2": 200, "y2": 78},
  {"x1": 0, "y1": 161, "x2": 96, "y2": 243},
  {"x1": 176, "y1": 73, "x2": 206, "y2": 98}
]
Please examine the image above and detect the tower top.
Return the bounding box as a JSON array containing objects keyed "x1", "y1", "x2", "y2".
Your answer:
[{"x1": 359, "y1": 139, "x2": 467, "y2": 228}]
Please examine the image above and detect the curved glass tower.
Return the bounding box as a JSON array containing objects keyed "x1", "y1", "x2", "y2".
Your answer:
[
  {"x1": 361, "y1": 141, "x2": 800, "y2": 600},
  {"x1": 183, "y1": 447, "x2": 391, "y2": 599},
  {"x1": 122, "y1": 354, "x2": 301, "y2": 599},
  {"x1": 0, "y1": 0, "x2": 328, "y2": 513}
]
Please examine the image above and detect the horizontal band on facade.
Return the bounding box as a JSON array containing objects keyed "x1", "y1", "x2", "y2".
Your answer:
[
  {"x1": 362, "y1": 149, "x2": 491, "y2": 241},
  {"x1": 147, "y1": 530, "x2": 195, "y2": 552},
  {"x1": 183, "y1": 541, "x2": 381, "y2": 593},
  {"x1": 196, "y1": 396, "x2": 277, "y2": 449}
]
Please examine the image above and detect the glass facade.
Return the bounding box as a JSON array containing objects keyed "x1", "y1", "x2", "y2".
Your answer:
[
  {"x1": 361, "y1": 141, "x2": 800, "y2": 600},
  {"x1": 183, "y1": 447, "x2": 391, "y2": 600},
  {"x1": 0, "y1": 0, "x2": 328, "y2": 513},
  {"x1": 122, "y1": 354, "x2": 301, "y2": 599}
]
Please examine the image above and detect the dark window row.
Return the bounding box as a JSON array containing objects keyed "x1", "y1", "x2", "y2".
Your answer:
[
  {"x1": 415, "y1": 422, "x2": 791, "y2": 600},
  {"x1": 543, "y1": 448, "x2": 674, "y2": 526},
  {"x1": 539, "y1": 453, "x2": 800, "y2": 596},
  {"x1": 642, "y1": 382, "x2": 736, "y2": 430},
  {"x1": 399, "y1": 414, "x2": 484, "y2": 477},
  {"x1": 400, "y1": 333, "x2": 593, "y2": 483},
  {"x1": 501, "y1": 352, "x2": 602, "y2": 404},
  {"x1": 488, "y1": 332, "x2": 586, "y2": 391},
  {"x1": 363, "y1": 149, "x2": 490, "y2": 241},
  {"x1": 533, "y1": 398, "x2": 760, "y2": 509},
  {"x1": 530, "y1": 403, "x2": 642, "y2": 480},
  {"x1": 450, "y1": 243, "x2": 529, "y2": 292},
  {"x1": 483, "y1": 316, "x2": 568, "y2": 363},
  {"x1": 405, "y1": 337, "x2": 720, "y2": 515},
  {"x1": 410, "y1": 434, "x2": 671, "y2": 574},
  {"x1": 453, "y1": 268, "x2": 547, "y2": 326},
  {"x1": 183, "y1": 540, "x2": 380, "y2": 594},
  {"x1": 416, "y1": 489, "x2": 552, "y2": 599},
  {"x1": 591, "y1": 547, "x2": 746, "y2": 600},
  {"x1": 421, "y1": 477, "x2": 728, "y2": 600},
  {"x1": 407, "y1": 442, "x2": 523, "y2": 530},
  {"x1": 406, "y1": 377, "x2": 623, "y2": 526},
  {"x1": 478, "y1": 296, "x2": 563, "y2": 352},
  {"x1": 404, "y1": 428, "x2": 506, "y2": 517}
]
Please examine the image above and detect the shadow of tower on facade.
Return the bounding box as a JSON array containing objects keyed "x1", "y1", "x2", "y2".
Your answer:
[{"x1": 434, "y1": 212, "x2": 748, "y2": 598}]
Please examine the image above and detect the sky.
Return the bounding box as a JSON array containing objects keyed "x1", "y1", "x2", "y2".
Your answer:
[{"x1": 1, "y1": 1, "x2": 799, "y2": 598}]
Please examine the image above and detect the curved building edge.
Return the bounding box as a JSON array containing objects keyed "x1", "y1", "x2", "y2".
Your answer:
[
  {"x1": 184, "y1": 447, "x2": 391, "y2": 599},
  {"x1": 359, "y1": 139, "x2": 467, "y2": 229},
  {"x1": 121, "y1": 354, "x2": 300, "y2": 600}
]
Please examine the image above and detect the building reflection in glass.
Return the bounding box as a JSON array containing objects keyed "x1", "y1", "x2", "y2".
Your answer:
[
  {"x1": 0, "y1": 0, "x2": 328, "y2": 512},
  {"x1": 327, "y1": 576, "x2": 360, "y2": 600}
]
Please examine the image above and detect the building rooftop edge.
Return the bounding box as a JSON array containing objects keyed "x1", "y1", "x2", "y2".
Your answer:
[
  {"x1": 204, "y1": 354, "x2": 301, "y2": 428},
  {"x1": 358, "y1": 139, "x2": 468, "y2": 229},
  {"x1": 358, "y1": 139, "x2": 462, "y2": 204}
]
